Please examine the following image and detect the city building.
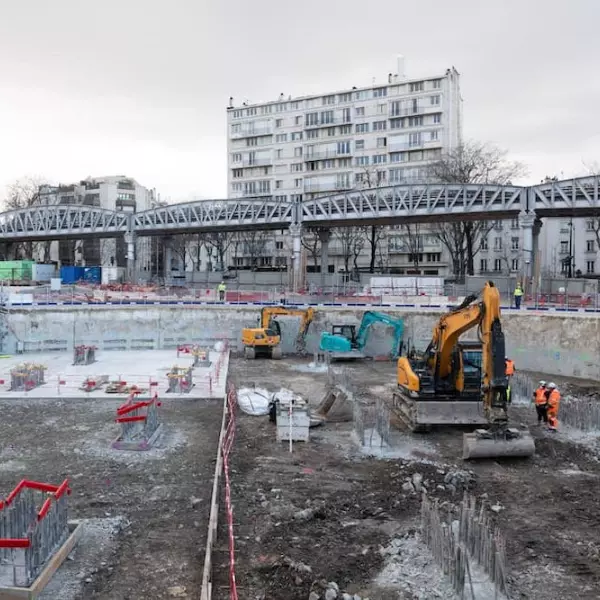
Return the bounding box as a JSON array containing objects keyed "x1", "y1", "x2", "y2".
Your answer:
[
  {"x1": 225, "y1": 57, "x2": 462, "y2": 276},
  {"x1": 38, "y1": 176, "x2": 158, "y2": 271}
]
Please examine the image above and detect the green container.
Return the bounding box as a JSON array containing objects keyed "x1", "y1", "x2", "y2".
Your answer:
[{"x1": 0, "y1": 260, "x2": 34, "y2": 281}]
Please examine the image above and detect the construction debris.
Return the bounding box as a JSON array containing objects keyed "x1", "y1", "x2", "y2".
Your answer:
[
  {"x1": 73, "y1": 344, "x2": 97, "y2": 366},
  {"x1": 9, "y1": 362, "x2": 46, "y2": 392},
  {"x1": 80, "y1": 374, "x2": 109, "y2": 392},
  {"x1": 177, "y1": 344, "x2": 211, "y2": 367},
  {"x1": 105, "y1": 380, "x2": 145, "y2": 395}
]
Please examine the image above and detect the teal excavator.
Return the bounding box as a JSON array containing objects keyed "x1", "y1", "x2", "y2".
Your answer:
[{"x1": 319, "y1": 311, "x2": 404, "y2": 361}]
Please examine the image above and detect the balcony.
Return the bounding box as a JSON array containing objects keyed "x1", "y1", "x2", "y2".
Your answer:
[
  {"x1": 304, "y1": 149, "x2": 352, "y2": 160},
  {"x1": 117, "y1": 181, "x2": 135, "y2": 190},
  {"x1": 389, "y1": 106, "x2": 442, "y2": 118},
  {"x1": 242, "y1": 158, "x2": 272, "y2": 167},
  {"x1": 231, "y1": 127, "x2": 273, "y2": 138},
  {"x1": 304, "y1": 117, "x2": 352, "y2": 129}
]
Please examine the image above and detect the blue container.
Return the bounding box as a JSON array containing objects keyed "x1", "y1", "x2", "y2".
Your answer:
[
  {"x1": 60, "y1": 266, "x2": 85, "y2": 284},
  {"x1": 83, "y1": 266, "x2": 102, "y2": 284}
]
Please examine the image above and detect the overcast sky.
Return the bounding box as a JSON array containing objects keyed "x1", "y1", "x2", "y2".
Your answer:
[{"x1": 0, "y1": 0, "x2": 598, "y2": 202}]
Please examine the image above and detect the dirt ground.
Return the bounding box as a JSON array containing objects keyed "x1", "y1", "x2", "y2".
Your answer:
[
  {"x1": 0, "y1": 393, "x2": 223, "y2": 599},
  {"x1": 213, "y1": 357, "x2": 600, "y2": 600}
]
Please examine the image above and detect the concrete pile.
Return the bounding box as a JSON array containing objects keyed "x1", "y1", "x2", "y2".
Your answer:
[{"x1": 9, "y1": 362, "x2": 46, "y2": 391}]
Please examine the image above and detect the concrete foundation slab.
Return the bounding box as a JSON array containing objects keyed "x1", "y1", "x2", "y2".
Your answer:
[{"x1": 0, "y1": 350, "x2": 229, "y2": 401}]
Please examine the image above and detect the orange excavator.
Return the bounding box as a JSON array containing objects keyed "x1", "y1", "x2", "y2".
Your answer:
[{"x1": 393, "y1": 281, "x2": 535, "y2": 460}]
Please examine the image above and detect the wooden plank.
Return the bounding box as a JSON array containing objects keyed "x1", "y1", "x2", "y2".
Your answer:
[
  {"x1": 200, "y1": 393, "x2": 228, "y2": 600},
  {"x1": 0, "y1": 522, "x2": 84, "y2": 600}
]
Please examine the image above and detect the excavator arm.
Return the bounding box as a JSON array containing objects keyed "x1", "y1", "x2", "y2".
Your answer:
[{"x1": 354, "y1": 311, "x2": 405, "y2": 356}]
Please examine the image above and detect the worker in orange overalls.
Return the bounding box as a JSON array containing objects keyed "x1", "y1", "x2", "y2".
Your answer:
[
  {"x1": 533, "y1": 380, "x2": 548, "y2": 425},
  {"x1": 505, "y1": 357, "x2": 515, "y2": 403},
  {"x1": 545, "y1": 382, "x2": 560, "y2": 432}
]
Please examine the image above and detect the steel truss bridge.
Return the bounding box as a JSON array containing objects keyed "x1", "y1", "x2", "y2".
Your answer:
[{"x1": 0, "y1": 176, "x2": 598, "y2": 242}]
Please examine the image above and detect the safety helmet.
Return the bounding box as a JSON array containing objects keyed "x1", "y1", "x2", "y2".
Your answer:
[
  {"x1": 547, "y1": 382, "x2": 557, "y2": 389},
  {"x1": 539, "y1": 380, "x2": 546, "y2": 387}
]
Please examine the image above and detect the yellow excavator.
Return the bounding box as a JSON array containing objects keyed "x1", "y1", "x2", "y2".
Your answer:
[
  {"x1": 241, "y1": 306, "x2": 315, "y2": 360},
  {"x1": 394, "y1": 281, "x2": 535, "y2": 460}
]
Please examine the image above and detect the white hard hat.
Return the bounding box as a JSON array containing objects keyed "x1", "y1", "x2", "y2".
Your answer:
[
  {"x1": 539, "y1": 380, "x2": 546, "y2": 386},
  {"x1": 547, "y1": 382, "x2": 557, "y2": 389}
]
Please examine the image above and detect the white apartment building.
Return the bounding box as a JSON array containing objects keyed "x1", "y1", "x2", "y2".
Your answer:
[
  {"x1": 38, "y1": 176, "x2": 157, "y2": 270},
  {"x1": 225, "y1": 58, "x2": 462, "y2": 276}
]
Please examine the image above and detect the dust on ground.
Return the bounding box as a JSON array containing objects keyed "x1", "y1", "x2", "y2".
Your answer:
[
  {"x1": 212, "y1": 357, "x2": 600, "y2": 600},
  {"x1": 0, "y1": 394, "x2": 223, "y2": 599}
]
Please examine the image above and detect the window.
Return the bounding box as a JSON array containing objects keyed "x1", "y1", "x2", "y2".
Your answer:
[
  {"x1": 246, "y1": 107, "x2": 257, "y2": 116},
  {"x1": 390, "y1": 101, "x2": 402, "y2": 117},
  {"x1": 327, "y1": 127, "x2": 336, "y2": 137},
  {"x1": 494, "y1": 259, "x2": 502, "y2": 272},
  {"x1": 373, "y1": 87, "x2": 387, "y2": 97},
  {"x1": 430, "y1": 130, "x2": 438, "y2": 141},
  {"x1": 276, "y1": 103, "x2": 287, "y2": 112},
  {"x1": 232, "y1": 153, "x2": 242, "y2": 163},
  {"x1": 511, "y1": 237, "x2": 519, "y2": 250},
  {"x1": 372, "y1": 155, "x2": 387, "y2": 164},
  {"x1": 377, "y1": 137, "x2": 387, "y2": 148},
  {"x1": 356, "y1": 156, "x2": 369, "y2": 166},
  {"x1": 260, "y1": 105, "x2": 272, "y2": 115},
  {"x1": 356, "y1": 123, "x2": 369, "y2": 133},
  {"x1": 430, "y1": 95, "x2": 441, "y2": 105},
  {"x1": 291, "y1": 132, "x2": 302, "y2": 141},
  {"x1": 246, "y1": 137, "x2": 257, "y2": 146},
  {"x1": 294, "y1": 147, "x2": 303, "y2": 157},
  {"x1": 494, "y1": 237, "x2": 502, "y2": 250},
  {"x1": 587, "y1": 260, "x2": 595, "y2": 274},
  {"x1": 355, "y1": 140, "x2": 364, "y2": 150},
  {"x1": 276, "y1": 149, "x2": 283, "y2": 159},
  {"x1": 408, "y1": 116, "x2": 423, "y2": 127},
  {"x1": 232, "y1": 110, "x2": 243, "y2": 119},
  {"x1": 338, "y1": 93, "x2": 352, "y2": 103},
  {"x1": 337, "y1": 141, "x2": 351, "y2": 155},
  {"x1": 587, "y1": 240, "x2": 595, "y2": 252},
  {"x1": 291, "y1": 101, "x2": 302, "y2": 110},
  {"x1": 426, "y1": 253, "x2": 441, "y2": 262},
  {"x1": 433, "y1": 114, "x2": 441, "y2": 124},
  {"x1": 320, "y1": 110, "x2": 334, "y2": 124},
  {"x1": 322, "y1": 95, "x2": 335, "y2": 105},
  {"x1": 409, "y1": 82, "x2": 424, "y2": 92},
  {"x1": 306, "y1": 129, "x2": 319, "y2": 139},
  {"x1": 338, "y1": 157, "x2": 351, "y2": 167},
  {"x1": 510, "y1": 258, "x2": 519, "y2": 271},
  {"x1": 306, "y1": 112, "x2": 319, "y2": 126},
  {"x1": 480, "y1": 258, "x2": 488, "y2": 272},
  {"x1": 232, "y1": 168, "x2": 243, "y2": 178},
  {"x1": 481, "y1": 237, "x2": 488, "y2": 250},
  {"x1": 388, "y1": 168, "x2": 404, "y2": 183},
  {"x1": 409, "y1": 132, "x2": 421, "y2": 147},
  {"x1": 275, "y1": 180, "x2": 283, "y2": 189},
  {"x1": 291, "y1": 163, "x2": 303, "y2": 172},
  {"x1": 275, "y1": 119, "x2": 283, "y2": 128},
  {"x1": 373, "y1": 120, "x2": 387, "y2": 131},
  {"x1": 377, "y1": 103, "x2": 387, "y2": 114},
  {"x1": 355, "y1": 106, "x2": 365, "y2": 116},
  {"x1": 339, "y1": 124, "x2": 352, "y2": 135},
  {"x1": 511, "y1": 217, "x2": 519, "y2": 229},
  {"x1": 560, "y1": 241, "x2": 569, "y2": 254},
  {"x1": 231, "y1": 124, "x2": 241, "y2": 134},
  {"x1": 323, "y1": 159, "x2": 335, "y2": 169},
  {"x1": 294, "y1": 179, "x2": 302, "y2": 188},
  {"x1": 275, "y1": 241, "x2": 284, "y2": 250},
  {"x1": 295, "y1": 116, "x2": 302, "y2": 125},
  {"x1": 258, "y1": 180, "x2": 270, "y2": 194},
  {"x1": 587, "y1": 220, "x2": 595, "y2": 231},
  {"x1": 432, "y1": 79, "x2": 441, "y2": 89},
  {"x1": 275, "y1": 133, "x2": 287, "y2": 143},
  {"x1": 342, "y1": 108, "x2": 351, "y2": 123},
  {"x1": 494, "y1": 220, "x2": 503, "y2": 230}
]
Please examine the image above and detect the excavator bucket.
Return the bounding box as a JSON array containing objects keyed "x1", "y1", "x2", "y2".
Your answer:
[
  {"x1": 462, "y1": 428, "x2": 535, "y2": 460},
  {"x1": 311, "y1": 385, "x2": 353, "y2": 425}
]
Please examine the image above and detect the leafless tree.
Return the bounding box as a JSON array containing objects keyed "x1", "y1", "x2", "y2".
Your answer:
[
  {"x1": 402, "y1": 223, "x2": 423, "y2": 272},
  {"x1": 426, "y1": 141, "x2": 528, "y2": 278},
  {"x1": 356, "y1": 166, "x2": 387, "y2": 273},
  {"x1": 300, "y1": 227, "x2": 322, "y2": 271},
  {"x1": 204, "y1": 231, "x2": 235, "y2": 271},
  {"x1": 334, "y1": 226, "x2": 366, "y2": 279},
  {"x1": 239, "y1": 229, "x2": 270, "y2": 270},
  {"x1": 3, "y1": 177, "x2": 49, "y2": 260}
]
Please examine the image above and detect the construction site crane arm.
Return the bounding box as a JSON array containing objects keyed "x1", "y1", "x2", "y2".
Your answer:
[
  {"x1": 355, "y1": 311, "x2": 404, "y2": 352},
  {"x1": 260, "y1": 306, "x2": 315, "y2": 330}
]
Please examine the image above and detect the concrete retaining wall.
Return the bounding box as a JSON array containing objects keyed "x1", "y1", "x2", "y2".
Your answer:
[{"x1": 4, "y1": 306, "x2": 599, "y2": 381}]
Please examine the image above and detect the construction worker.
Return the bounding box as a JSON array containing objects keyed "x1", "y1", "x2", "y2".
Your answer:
[
  {"x1": 533, "y1": 380, "x2": 548, "y2": 425},
  {"x1": 513, "y1": 283, "x2": 524, "y2": 309},
  {"x1": 217, "y1": 281, "x2": 226, "y2": 302},
  {"x1": 505, "y1": 357, "x2": 515, "y2": 382},
  {"x1": 546, "y1": 382, "x2": 560, "y2": 432}
]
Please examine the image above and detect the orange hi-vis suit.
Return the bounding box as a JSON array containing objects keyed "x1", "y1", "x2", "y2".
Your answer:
[
  {"x1": 505, "y1": 359, "x2": 515, "y2": 376},
  {"x1": 547, "y1": 388, "x2": 560, "y2": 430},
  {"x1": 533, "y1": 385, "x2": 548, "y2": 423}
]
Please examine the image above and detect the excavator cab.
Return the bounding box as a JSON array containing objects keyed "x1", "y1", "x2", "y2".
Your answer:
[{"x1": 331, "y1": 325, "x2": 357, "y2": 348}]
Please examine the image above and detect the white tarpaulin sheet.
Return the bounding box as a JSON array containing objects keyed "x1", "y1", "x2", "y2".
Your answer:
[{"x1": 237, "y1": 387, "x2": 272, "y2": 416}]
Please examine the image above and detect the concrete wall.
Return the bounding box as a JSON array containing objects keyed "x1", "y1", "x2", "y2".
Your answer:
[{"x1": 4, "y1": 306, "x2": 599, "y2": 381}]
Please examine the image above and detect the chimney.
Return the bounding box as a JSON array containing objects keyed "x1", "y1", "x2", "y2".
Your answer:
[{"x1": 396, "y1": 54, "x2": 406, "y2": 80}]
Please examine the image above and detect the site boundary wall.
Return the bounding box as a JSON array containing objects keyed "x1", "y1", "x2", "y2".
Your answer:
[{"x1": 201, "y1": 370, "x2": 237, "y2": 600}]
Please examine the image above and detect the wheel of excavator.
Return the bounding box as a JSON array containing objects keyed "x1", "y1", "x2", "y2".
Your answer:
[
  {"x1": 271, "y1": 346, "x2": 283, "y2": 360},
  {"x1": 244, "y1": 346, "x2": 256, "y2": 360}
]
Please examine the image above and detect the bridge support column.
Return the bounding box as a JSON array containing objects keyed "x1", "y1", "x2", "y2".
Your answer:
[
  {"x1": 290, "y1": 224, "x2": 303, "y2": 293},
  {"x1": 520, "y1": 212, "x2": 536, "y2": 296},
  {"x1": 532, "y1": 217, "x2": 543, "y2": 297},
  {"x1": 163, "y1": 237, "x2": 173, "y2": 282},
  {"x1": 124, "y1": 231, "x2": 136, "y2": 282},
  {"x1": 318, "y1": 229, "x2": 330, "y2": 290}
]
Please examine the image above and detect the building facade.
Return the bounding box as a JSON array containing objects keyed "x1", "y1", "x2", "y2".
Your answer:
[
  {"x1": 38, "y1": 176, "x2": 158, "y2": 271},
  {"x1": 225, "y1": 58, "x2": 462, "y2": 276}
]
